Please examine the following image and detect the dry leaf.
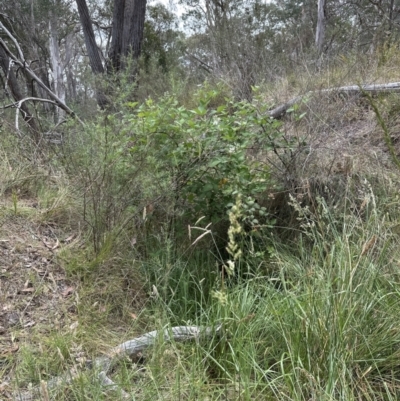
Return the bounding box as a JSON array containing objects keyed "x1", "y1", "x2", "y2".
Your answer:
[
  {"x1": 361, "y1": 235, "x2": 377, "y2": 256},
  {"x1": 40, "y1": 380, "x2": 50, "y2": 401},
  {"x1": 0, "y1": 381, "x2": 10, "y2": 392},
  {"x1": 61, "y1": 286, "x2": 74, "y2": 297},
  {"x1": 42, "y1": 237, "x2": 59, "y2": 250},
  {"x1": 32, "y1": 266, "x2": 46, "y2": 275},
  {"x1": 151, "y1": 285, "x2": 159, "y2": 298},
  {"x1": 76, "y1": 357, "x2": 87, "y2": 365},
  {"x1": 69, "y1": 321, "x2": 79, "y2": 331},
  {"x1": 20, "y1": 287, "x2": 34, "y2": 293},
  {"x1": 42, "y1": 237, "x2": 52, "y2": 249},
  {"x1": 64, "y1": 234, "x2": 76, "y2": 243},
  {"x1": 0, "y1": 344, "x2": 19, "y2": 357}
]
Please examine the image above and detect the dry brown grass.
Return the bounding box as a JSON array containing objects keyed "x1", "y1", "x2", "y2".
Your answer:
[{"x1": 248, "y1": 48, "x2": 400, "y2": 234}]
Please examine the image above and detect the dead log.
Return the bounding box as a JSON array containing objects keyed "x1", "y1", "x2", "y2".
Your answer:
[{"x1": 268, "y1": 82, "x2": 400, "y2": 119}]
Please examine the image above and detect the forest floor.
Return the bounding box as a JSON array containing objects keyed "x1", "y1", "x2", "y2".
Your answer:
[
  {"x1": 2, "y1": 75, "x2": 400, "y2": 400},
  {"x1": 0, "y1": 199, "x2": 78, "y2": 398}
]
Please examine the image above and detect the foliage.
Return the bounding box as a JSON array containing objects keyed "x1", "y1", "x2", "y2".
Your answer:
[
  {"x1": 5, "y1": 67, "x2": 400, "y2": 401},
  {"x1": 5, "y1": 0, "x2": 400, "y2": 399},
  {"x1": 122, "y1": 86, "x2": 281, "y2": 225},
  {"x1": 142, "y1": 4, "x2": 186, "y2": 74}
]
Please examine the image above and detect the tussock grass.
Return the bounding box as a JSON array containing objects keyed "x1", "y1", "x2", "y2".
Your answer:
[{"x1": 263, "y1": 191, "x2": 400, "y2": 400}]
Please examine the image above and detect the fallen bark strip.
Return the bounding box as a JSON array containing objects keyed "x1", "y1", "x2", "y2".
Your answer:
[
  {"x1": 268, "y1": 82, "x2": 400, "y2": 119},
  {"x1": 14, "y1": 325, "x2": 220, "y2": 401}
]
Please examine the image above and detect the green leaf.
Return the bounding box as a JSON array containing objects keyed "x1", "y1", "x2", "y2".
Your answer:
[{"x1": 209, "y1": 159, "x2": 222, "y2": 167}]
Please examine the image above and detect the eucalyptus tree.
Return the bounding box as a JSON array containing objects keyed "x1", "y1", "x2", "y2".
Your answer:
[
  {"x1": 316, "y1": 0, "x2": 326, "y2": 54},
  {"x1": 181, "y1": 0, "x2": 278, "y2": 100},
  {"x1": 0, "y1": 0, "x2": 81, "y2": 139},
  {"x1": 76, "y1": 0, "x2": 148, "y2": 76},
  {"x1": 349, "y1": 0, "x2": 400, "y2": 50},
  {"x1": 142, "y1": 3, "x2": 185, "y2": 74},
  {"x1": 75, "y1": 0, "x2": 148, "y2": 106},
  {"x1": 108, "y1": 0, "x2": 147, "y2": 75}
]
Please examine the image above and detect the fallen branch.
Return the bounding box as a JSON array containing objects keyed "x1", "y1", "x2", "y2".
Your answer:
[
  {"x1": 268, "y1": 82, "x2": 400, "y2": 119},
  {"x1": 14, "y1": 325, "x2": 221, "y2": 401}
]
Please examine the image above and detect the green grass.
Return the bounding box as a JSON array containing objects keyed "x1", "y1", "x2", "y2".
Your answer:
[
  {"x1": 4, "y1": 53, "x2": 400, "y2": 400},
  {"x1": 7, "y1": 165, "x2": 400, "y2": 400}
]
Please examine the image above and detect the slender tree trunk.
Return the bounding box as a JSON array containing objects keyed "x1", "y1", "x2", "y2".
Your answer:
[
  {"x1": 75, "y1": 0, "x2": 108, "y2": 108},
  {"x1": 316, "y1": 0, "x2": 326, "y2": 54},
  {"x1": 65, "y1": 33, "x2": 78, "y2": 101},
  {"x1": 76, "y1": 0, "x2": 104, "y2": 75},
  {"x1": 387, "y1": 0, "x2": 395, "y2": 44},
  {"x1": 49, "y1": 11, "x2": 66, "y2": 122},
  {"x1": 121, "y1": 0, "x2": 135, "y2": 63}
]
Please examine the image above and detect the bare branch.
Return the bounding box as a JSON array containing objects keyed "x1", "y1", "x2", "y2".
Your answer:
[
  {"x1": 185, "y1": 51, "x2": 213, "y2": 73},
  {"x1": 11, "y1": 97, "x2": 59, "y2": 132},
  {"x1": 0, "y1": 21, "x2": 84, "y2": 125},
  {"x1": 0, "y1": 19, "x2": 25, "y2": 61}
]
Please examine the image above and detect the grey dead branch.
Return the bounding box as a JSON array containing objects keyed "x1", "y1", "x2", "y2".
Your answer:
[
  {"x1": 14, "y1": 325, "x2": 221, "y2": 401},
  {"x1": 0, "y1": 21, "x2": 83, "y2": 127},
  {"x1": 268, "y1": 82, "x2": 400, "y2": 119}
]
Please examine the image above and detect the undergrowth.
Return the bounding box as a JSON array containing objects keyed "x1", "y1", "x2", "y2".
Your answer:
[{"x1": 3, "y1": 52, "x2": 400, "y2": 400}]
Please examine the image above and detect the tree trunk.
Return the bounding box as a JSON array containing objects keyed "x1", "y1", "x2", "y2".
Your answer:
[
  {"x1": 76, "y1": 0, "x2": 104, "y2": 75},
  {"x1": 121, "y1": 0, "x2": 136, "y2": 64},
  {"x1": 108, "y1": 0, "x2": 125, "y2": 72},
  {"x1": 0, "y1": 44, "x2": 39, "y2": 140},
  {"x1": 75, "y1": 0, "x2": 108, "y2": 108},
  {"x1": 49, "y1": 12, "x2": 66, "y2": 122},
  {"x1": 108, "y1": 0, "x2": 147, "y2": 76},
  {"x1": 76, "y1": 0, "x2": 147, "y2": 102},
  {"x1": 315, "y1": 0, "x2": 326, "y2": 54},
  {"x1": 64, "y1": 32, "x2": 78, "y2": 102},
  {"x1": 130, "y1": 0, "x2": 147, "y2": 61}
]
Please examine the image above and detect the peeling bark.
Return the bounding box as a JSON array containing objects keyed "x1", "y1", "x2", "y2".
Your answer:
[{"x1": 316, "y1": 0, "x2": 326, "y2": 54}]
